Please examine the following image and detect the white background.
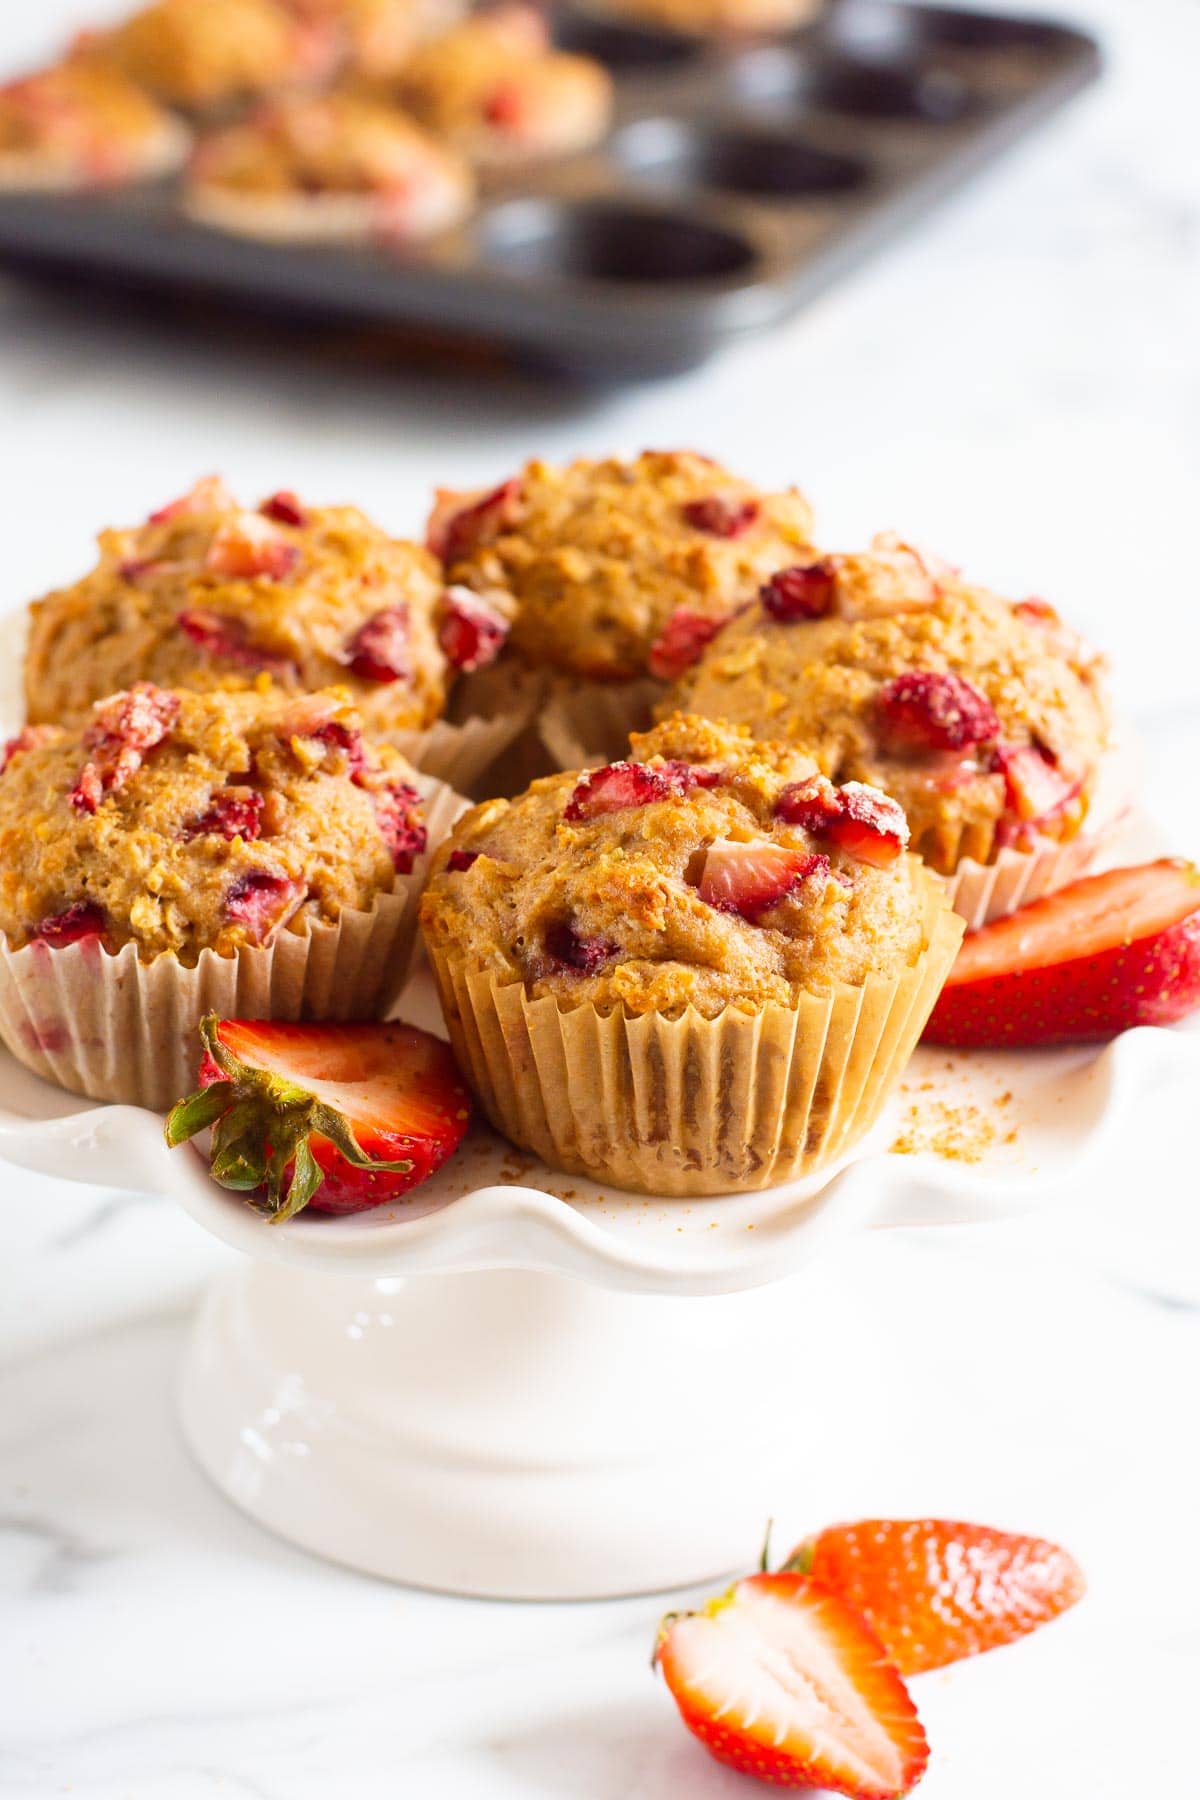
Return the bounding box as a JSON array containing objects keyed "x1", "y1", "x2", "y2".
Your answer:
[{"x1": 2, "y1": 1, "x2": 1199, "y2": 1796}]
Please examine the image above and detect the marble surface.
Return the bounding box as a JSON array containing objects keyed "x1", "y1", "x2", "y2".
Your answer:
[{"x1": 2, "y1": 0, "x2": 1199, "y2": 1793}]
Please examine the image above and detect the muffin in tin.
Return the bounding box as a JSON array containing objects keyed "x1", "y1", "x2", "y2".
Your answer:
[
  {"x1": 420, "y1": 713, "x2": 961, "y2": 1194},
  {"x1": 666, "y1": 535, "x2": 1112, "y2": 878},
  {"x1": 383, "y1": 7, "x2": 613, "y2": 166},
  {"x1": 93, "y1": 0, "x2": 339, "y2": 114},
  {"x1": 597, "y1": 0, "x2": 825, "y2": 33},
  {"x1": 429, "y1": 449, "x2": 816, "y2": 767},
  {"x1": 0, "y1": 684, "x2": 457, "y2": 1106},
  {"x1": 186, "y1": 90, "x2": 474, "y2": 243},
  {"x1": 0, "y1": 56, "x2": 190, "y2": 191}
]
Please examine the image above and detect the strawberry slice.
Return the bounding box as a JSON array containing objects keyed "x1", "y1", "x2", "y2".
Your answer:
[
  {"x1": 2, "y1": 725, "x2": 57, "y2": 772},
  {"x1": 31, "y1": 902, "x2": 107, "y2": 948},
  {"x1": 439, "y1": 586, "x2": 510, "y2": 672},
  {"x1": 777, "y1": 776, "x2": 909, "y2": 868},
  {"x1": 371, "y1": 779, "x2": 427, "y2": 873},
  {"x1": 343, "y1": 605, "x2": 411, "y2": 684},
  {"x1": 995, "y1": 743, "x2": 1079, "y2": 829},
  {"x1": 785, "y1": 1519, "x2": 1085, "y2": 1676},
  {"x1": 924, "y1": 859, "x2": 1200, "y2": 1047},
  {"x1": 698, "y1": 840, "x2": 829, "y2": 920},
  {"x1": 224, "y1": 869, "x2": 304, "y2": 943},
  {"x1": 182, "y1": 787, "x2": 264, "y2": 843},
  {"x1": 259, "y1": 490, "x2": 308, "y2": 527},
  {"x1": 166, "y1": 1015, "x2": 471, "y2": 1220},
  {"x1": 647, "y1": 606, "x2": 727, "y2": 681},
  {"x1": 1012, "y1": 596, "x2": 1060, "y2": 627},
  {"x1": 427, "y1": 478, "x2": 522, "y2": 564},
  {"x1": 177, "y1": 608, "x2": 295, "y2": 679},
  {"x1": 564, "y1": 759, "x2": 720, "y2": 822},
  {"x1": 70, "y1": 683, "x2": 179, "y2": 815},
  {"x1": 205, "y1": 514, "x2": 301, "y2": 582},
  {"x1": 147, "y1": 475, "x2": 235, "y2": 525},
  {"x1": 655, "y1": 1573, "x2": 928, "y2": 1799},
  {"x1": 681, "y1": 495, "x2": 759, "y2": 538},
  {"x1": 876, "y1": 672, "x2": 999, "y2": 754}
]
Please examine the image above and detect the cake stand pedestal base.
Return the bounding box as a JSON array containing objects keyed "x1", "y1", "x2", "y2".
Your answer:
[{"x1": 178, "y1": 1258, "x2": 893, "y2": 1600}]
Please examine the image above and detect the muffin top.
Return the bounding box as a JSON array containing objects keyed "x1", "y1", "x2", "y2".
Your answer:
[
  {"x1": 97, "y1": 0, "x2": 335, "y2": 111},
  {"x1": 188, "y1": 91, "x2": 473, "y2": 231},
  {"x1": 666, "y1": 538, "x2": 1111, "y2": 871},
  {"x1": 389, "y1": 7, "x2": 612, "y2": 165},
  {"x1": 0, "y1": 685, "x2": 427, "y2": 964},
  {"x1": 429, "y1": 450, "x2": 816, "y2": 682},
  {"x1": 0, "y1": 58, "x2": 185, "y2": 182},
  {"x1": 23, "y1": 476, "x2": 501, "y2": 736},
  {"x1": 290, "y1": 0, "x2": 465, "y2": 79},
  {"x1": 421, "y1": 713, "x2": 935, "y2": 1020}
]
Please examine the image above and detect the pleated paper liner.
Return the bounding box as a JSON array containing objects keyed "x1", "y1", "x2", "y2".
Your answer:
[
  {"x1": 0, "y1": 775, "x2": 467, "y2": 1111},
  {"x1": 389, "y1": 659, "x2": 544, "y2": 797},
  {"x1": 183, "y1": 170, "x2": 472, "y2": 246},
  {"x1": 934, "y1": 740, "x2": 1134, "y2": 930},
  {"x1": 425, "y1": 869, "x2": 963, "y2": 1198},
  {"x1": 538, "y1": 674, "x2": 665, "y2": 773}
]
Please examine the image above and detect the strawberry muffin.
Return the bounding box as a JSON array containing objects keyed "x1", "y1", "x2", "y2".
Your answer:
[
  {"x1": 0, "y1": 684, "x2": 457, "y2": 1106},
  {"x1": 387, "y1": 7, "x2": 613, "y2": 167},
  {"x1": 24, "y1": 477, "x2": 518, "y2": 782},
  {"x1": 186, "y1": 92, "x2": 474, "y2": 243},
  {"x1": 0, "y1": 57, "x2": 190, "y2": 191},
  {"x1": 421, "y1": 714, "x2": 961, "y2": 1194},
  {"x1": 429, "y1": 449, "x2": 816, "y2": 767},
  {"x1": 667, "y1": 536, "x2": 1112, "y2": 892},
  {"x1": 598, "y1": 0, "x2": 823, "y2": 32},
  {"x1": 282, "y1": 0, "x2": 465, "y2": 79},
  {"x1": 94, "y1": 0, "x2": 338, "y2": 114}
]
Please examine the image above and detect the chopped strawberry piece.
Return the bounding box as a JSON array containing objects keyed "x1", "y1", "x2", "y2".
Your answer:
[
  {"x1": 1012, "y1": 596, "x2": 1060, "y2": 627},
  {"x1": 118, "y1": 557, "x2": 174, "y2": 586},
  {"x1": 483, "y1": 82, "x2": 526, "y2": 130},
  {"x1": 681, "y1": 495, "x2": 759, "y2": 538},
  {"x1": 698, "y1": 840, "x2": 830, "y2": 920},
  {"x1": 647, "y1": 607, "x2": 727, "y2": 681},
  {"x1": 429, "y1": 478, "x2": 522, "y2": 564},
  {"x1": 182, "y1": 787, "x2": 264, "y2": 842},
  {"x1": 761, "y1": 558, "x2": 838, "y2": 621},
  {"x1": 2, "y1": 725, "x2": 56, "y2": 773},
  {"x1": 446, "y1": 848, "x2": 480, "y2": 872},
  {"x1": 656, "y1": 1573, "x2": 928, "y2": 1799},
  {"x1": 787, "y1": 1518, "x2": 1086, "y2": 1676},
  {"x1": 224, "y1": 869, "x2": 304, "y2": 943},
  {"x1": 995, "y1": 743, "x2": 1078, "y2": 825},
  {"x1": 777, "y1": 775, "x2": 909, "y2": 868},
  {"x1": 439, "y1": 586, "x2": 510, "y2": 672},
  {"x1": 259, "y1": 490, "x2": 308, "y2": 528},
  {"x1": 31, "y1": 902, "x2": 106, "y2": 948},
  {"x1": 543, "y1": 920, "x2": 618, "y2": 973},
  {"x1": 373, "y1": 781, "x2": 427, "y2": 873},
  {"x1": 925, "y1": 859, "x2": 1200, "y2": 1047},
  {"x1": 205, "y1": 514, "x2": 301, "y2": 581},
  {"x1": 564, "y1": 759, "x2": 720, "y2": 822},
  {"x1": 166, "y1": 1016, "x2": 471, "y2": 1219},
  {"x1": 343, "y1": 606, "x2": 411, "y2": 684},
  {"x1": 876, "y1": 670, "x2": 1000, "y2": 754},
  {"x1": 70, "y1": 683, "x2": 180, "y2": 815},
  {"x1": 177, "y1": 608, "x2": 294, "y2": 678},
  {"x1": 147, "y1": 475, "x2": 234, "y2": 525}
]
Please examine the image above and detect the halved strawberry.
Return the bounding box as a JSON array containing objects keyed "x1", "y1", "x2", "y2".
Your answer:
[
  {"x1": 655, "y1": 1573, "x2": 928, "y2": 1799},
  {"x1": 697, "y1": 840, "x2": 829, "y2": 920},
  {"x1": 924, "y1": 859, "x2": 1200, "y2": 1047},
  {"x1": 166, "y1": 1015, "x2": 471, "y2": 1220},
  {"x1": 784, "y1": 1519, "x2": 1085, "y2": 1676},
  {"x1": 647, "y1": 606, "x2": 727, "y2": 680},
  {"x1": 205, "y1": 513, "x2": 301, "y2": 581},
  {"x1": 777, "y1": 776, "x2": 909, "y2": 868},
  {"x1": 564, "y1": 759, "x2": 719, "y2": 822},
  {"x1": 876, "y1": 672, "x2": 999, "y2": 754},
  {"x1": 995, "y1": 743, "x2": 1079, "y2": 826},
  {"x1": 439, "y1": 586, "x2": 510, "y2": 672}
]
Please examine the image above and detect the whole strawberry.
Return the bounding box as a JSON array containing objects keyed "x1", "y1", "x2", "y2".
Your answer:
[{"x1": 783, "y1": 1519, "x2": 1085, "y2": 1675}]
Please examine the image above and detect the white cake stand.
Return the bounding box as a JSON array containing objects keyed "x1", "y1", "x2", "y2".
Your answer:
[{"x1": 2, "y1": 943, "x2": 1196, "y2": 1600}]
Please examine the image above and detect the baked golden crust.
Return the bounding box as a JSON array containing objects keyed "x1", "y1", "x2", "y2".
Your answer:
[
  {"x1": 187, "y1": 91, "x2": 474, "y2": 239},
  {"x1": 0, "y1": 686, "x2": 423, "y2": 963},
  {"x1": 25, "y1": 478, "x2": 452, "y2": 736},
  {"x1": 98, "y1": 0, "x2": 333, "y2": 111},
  {"x1": 431, "y1": 450, "x2": 816, "y2": 681},
  {"x1": 667, "y1": 539, "x2": 1111, "y2": 872},
  {"x1": 386, "y1": 7, "x2": 612, "y2": 164},
  {"x1": 420, "y1": 714, "x2": 928, "y2": 1020},
  {"x1": 287, "y1": 0, "x2": 465, "y2": 78},
  {"x1": 0, "y1": 58, "x2": 188, "y2": 188}
]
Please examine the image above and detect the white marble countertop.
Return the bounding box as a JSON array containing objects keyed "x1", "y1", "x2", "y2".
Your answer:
[{"x1": 2, "y1": 1, "x2": 1199, "y2": 1794}]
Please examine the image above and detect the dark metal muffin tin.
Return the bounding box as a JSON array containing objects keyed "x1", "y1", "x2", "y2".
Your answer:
[{"x1": 0, "y1": 0, "x2": 1100, "y2": 377}]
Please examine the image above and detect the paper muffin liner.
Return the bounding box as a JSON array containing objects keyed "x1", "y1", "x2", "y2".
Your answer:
[
  {"x1": 936, "y1": 741, "x2": 1135, "y2": 931},
  {"x1": 538, "y1": 674, "x2": 665, "y2": 773},
  {"x1": 0, "y1": 118, "x2": 191, "y2": 193},
  {"x1": 425, "y1": 871, "x2": 963, "y2": 1197},
  {"x1": 384, "y1": 661, "x2": 544, "y2": 797},
  {"x1": 184, "y1": 170, "x2": 471, "y2": 244},
  {"x1": 0, "y1": 776, "x2": 467, "y2": 1111}
]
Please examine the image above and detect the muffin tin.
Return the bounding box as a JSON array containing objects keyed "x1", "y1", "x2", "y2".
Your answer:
[{"x1": 0, "y1": 1, "x2": 1101, "y2": 377}]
